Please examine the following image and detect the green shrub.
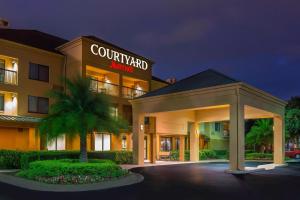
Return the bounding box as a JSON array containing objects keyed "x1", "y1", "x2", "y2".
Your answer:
[
  {"x1": 17, "y1": 159, "x2": 128, "y2": 184},
  {"x1": 20, "y1": 151, "x2": 80, "y2": 169},
  {"x1": 245, "y1": 153, "x2": 273, "y2": 160},
  {"x1": 213, "y1": 150, "x2": 229, "y2": 159},
  {"x1": 114, "y1": 151, "x2": 133, "y2": 164},
  {"x1": 0, "y1": 150, "x2": 22, "y2": 169},
  {"x1": 199, "y1": 151, "x2": 207, "y2": 160},
  {"x1": 21, "y1": 151, "x2": 133, "y2": 169},
  {"x1": 170, "y1": 150, "x2": 179, "y2": 160},
  {"x1": 0, "y1": 150, "x2": 133, "y2": 169},
  {"x1": 184, "y1": 150, "x2": 190, "y2": 161}
]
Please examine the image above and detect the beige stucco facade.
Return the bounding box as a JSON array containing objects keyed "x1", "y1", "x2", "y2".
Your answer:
[
  {"x1": 131, "y1": 83, "x2": 286, "y2": 172},
  {"x1": 0, "y1": 31, "x2": 168, "y2": 152},
  {"x1": 0, "y1": 29, "x2": 287, "y2": 173}
]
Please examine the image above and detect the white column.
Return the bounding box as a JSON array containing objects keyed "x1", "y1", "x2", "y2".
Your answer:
[
  {"x1": 133, "y1": 113, "x2": 144, "y2": 165},
  {"x1": 229, "y1": 98, "x2": 245, "y2": 171},
  {"x1": 274, "y1": 115, "x2": 285, "y2": 164},
  {"x1": 190, "y1": 122, "x2": 199, "y2": 161}
]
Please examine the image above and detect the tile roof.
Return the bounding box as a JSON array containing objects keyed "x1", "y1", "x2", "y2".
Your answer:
[
  {"x1": 139, "y1": 69, "x2": 239, "y2": 98},
  {"x1": 0, "y1": 28, "x2": 68, "y2": 54}
]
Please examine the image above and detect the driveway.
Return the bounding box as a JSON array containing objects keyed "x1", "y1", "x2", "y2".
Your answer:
[{"x1": 0, "y1": 162, "x2": 299, "y2": 200}]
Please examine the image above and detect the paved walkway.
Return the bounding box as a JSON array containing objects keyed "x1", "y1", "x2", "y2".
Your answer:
[
  {"x1": 1, "y1": 162, "x2": 300, "y2": 200},
  {"x1": 122, "y1": 159, "x2": 228, "y2": 169},
  {"x1": 121, "y1": 159, "x2": 287, "y2": 174}
]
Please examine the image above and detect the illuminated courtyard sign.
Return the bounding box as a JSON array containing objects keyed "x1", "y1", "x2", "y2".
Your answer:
[{"x1": 90, "y1": 44, "x2": 148, "y2": 71}]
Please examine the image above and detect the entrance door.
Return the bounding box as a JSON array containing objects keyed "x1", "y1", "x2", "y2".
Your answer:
[{"x1": 144, "y1": 136, "x2": 148, "y2": 160}]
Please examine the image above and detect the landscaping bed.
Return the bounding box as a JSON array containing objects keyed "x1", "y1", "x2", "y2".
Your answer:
[
  {"x1": 0, "y1": 150, "x2": 133, "y2": 169},
  {"x1": 16, "y1": 159, "x2": 129, "y2": 184}
]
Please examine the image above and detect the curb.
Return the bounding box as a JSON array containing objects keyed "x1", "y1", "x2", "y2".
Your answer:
[{"x1": 0, "y1": 172, "x2": 144, "y2": 192}]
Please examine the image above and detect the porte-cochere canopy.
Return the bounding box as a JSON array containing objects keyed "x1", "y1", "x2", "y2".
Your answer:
[{"x1": 130, "y1": 69, "x2": 286, "y2": 172}]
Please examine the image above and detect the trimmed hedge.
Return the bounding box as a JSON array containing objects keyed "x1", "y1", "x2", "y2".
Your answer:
[
  {"x1": 0, "y1": 150, "x2": 22, "y2": 169},
  {"x1": 17, "y1": 159, "x2": 128, "y2": 184},
  {"x1": 170, "y1": 149, "x2": 226, "y2": 161},
  {"x1": 0, "y1": 150, "x2": 133, "y2": 169},
  {"x1": 245, "y1": 153, "x2": 273, "y2": 160},
  {"x1": 199, "y1": 149, "x2": 217, "y2": 160}
]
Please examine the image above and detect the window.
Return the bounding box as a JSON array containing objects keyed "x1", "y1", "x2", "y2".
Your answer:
[
  {"x1": 47, "y1": 135, "x2": 66, "y2": 150},
  {"x1": 215, "y1": 122, "x2": 221, "y2": 132},
  {"x1": 122, "y1": 135, "x2": 127, "y2": 150},
  {"x1": 160, "y1": 137, "x2": 172, "y2": 152},
  {"x1": 28, "y1": 96, "x2": 49, "y2": 114},
  {"x1": 29, "y1": 63, "x2": 49, "y2": 82},
  {"x1": 0, "y1": 94, "x2": 4, "y2": 111},
  {"x1": 110, "y1": 105, "x2": 118, "y2": 118},
  {"x1": 0, "y1": 59, "x2": 5, "y2": 69},
  {"x1": 0, "y1": 59, "x2": 5, "y2": 83},
  {"x1": 94, "y1": 133, "x2": 111, "y2": 151}
]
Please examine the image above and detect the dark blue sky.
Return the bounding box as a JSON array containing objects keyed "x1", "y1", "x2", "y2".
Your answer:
[{"x1": 1, "y1": 0, "x2": 299, "y2": 99}]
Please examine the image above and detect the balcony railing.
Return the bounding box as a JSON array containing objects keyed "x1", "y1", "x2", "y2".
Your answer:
[
  {"x1": 90, "y1": 78, "x2": 119, "y2": 96},
  {"x1": 0, "y1": 68, "x2": 17, "y2": 85},
  {"x1": 122, "y1": 86, "x2": 146, "y2": 99}
]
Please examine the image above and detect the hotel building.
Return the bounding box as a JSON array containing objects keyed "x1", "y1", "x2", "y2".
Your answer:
[
  {"x1": 0, "y1": 28, "x2": 286, "y2": 172},
  {"x1": 0, "y1": 28, "x2": 168, "y2": 152}
]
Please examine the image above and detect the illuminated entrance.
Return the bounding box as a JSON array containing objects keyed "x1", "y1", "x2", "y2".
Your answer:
[{"x1": 131, "y1": 70, "x2": 286, "y2": 172}]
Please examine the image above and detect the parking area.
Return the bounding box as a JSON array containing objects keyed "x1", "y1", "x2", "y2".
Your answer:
[{"x1": 0, "y1": 162, "x2": 299, "y2": 200}]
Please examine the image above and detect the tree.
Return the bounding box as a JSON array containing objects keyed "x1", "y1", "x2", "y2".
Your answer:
[
  {"x1": 245, "y1": 119, "x2": 273, "y2": 152},
  {"x1": 286, "y1": 96, "x2": 300, "y2": 148},
  {"x1": 39, "y1": 76, "x2": 127, "y2": 162},
  {"x1": 286, "y1": 96, "x2": 300, "y2": 110},
  {"x1": 285, "y1": 109, "x2": 300, "y2": 147}
]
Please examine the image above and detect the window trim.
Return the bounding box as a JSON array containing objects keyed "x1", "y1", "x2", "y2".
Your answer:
[
  {"x1": 28, "y1": 95, "x2": 49, "y2": 114},
  {"x1": 29, "y1": 62, "x2": 49, "y2": 82}
]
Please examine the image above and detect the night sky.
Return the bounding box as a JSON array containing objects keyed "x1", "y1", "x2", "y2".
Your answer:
[{"x1": 1, "y1": 0, "x2": 300, "y2": 100}]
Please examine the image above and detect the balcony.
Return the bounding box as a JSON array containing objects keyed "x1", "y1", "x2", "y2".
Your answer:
[
  {"x1": 122, "y1": 86, "x2": 146, "y2": 99},
  {"x1": 90, "y1": 78, "x2": 119, "y2": 96},
  {"x1": 0, "y1": 68, "x2": 17, "y2": 85}
]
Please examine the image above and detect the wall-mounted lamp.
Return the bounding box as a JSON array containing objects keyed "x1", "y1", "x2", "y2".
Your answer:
[
  {"x1": 11, "y1": 94, "x2": 17, "y2": 101},
  {"x1": 104, "y1": 75, "x2": 111, "y2": 83},
  {"x1": 12, "y1": 60, "x2": 18, "y2": 71},
  {"x1": 140, "y1": 124, "x2": 144, "y2": 131}
]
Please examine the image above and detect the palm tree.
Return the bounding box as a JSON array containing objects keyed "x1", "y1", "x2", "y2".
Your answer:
[
  {"x1": 245, "y1": 119, "x2": 273, "y2": 153},
  {"x1": 39, "y1": 76, "x2": 127, "y2": 162}
]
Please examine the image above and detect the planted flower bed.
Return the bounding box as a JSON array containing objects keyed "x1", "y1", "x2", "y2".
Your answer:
[{"x1": 17, "y1": 159, "x2": 128, "y2": 184}]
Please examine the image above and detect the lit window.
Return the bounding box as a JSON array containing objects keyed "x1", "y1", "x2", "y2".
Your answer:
[
  {"x1": 160, "y1": 137, "x2": 172, "y2": 152},
  {"x1": 122, "y1": 135, "x2": 127, "y2": 150},
  {"x1": 94, "y1": 133, "x2": 111, "y2": 151},
  {"x1": 47, "y1": 135, "x2": 65, "y2": 150},
  {"x1": 110, "y1": 106, "x2": 118, "y2": 118}
]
